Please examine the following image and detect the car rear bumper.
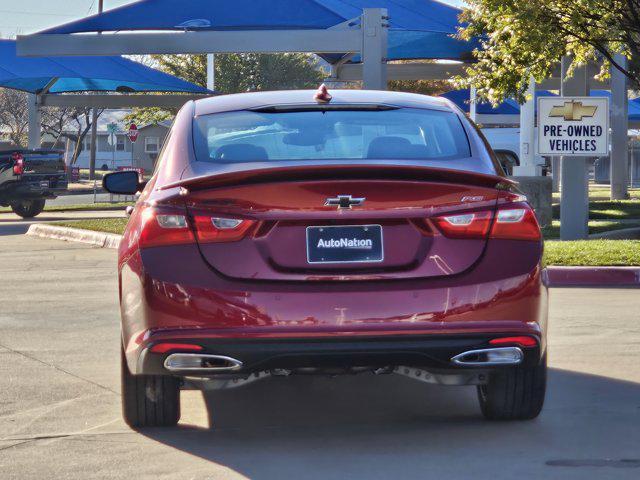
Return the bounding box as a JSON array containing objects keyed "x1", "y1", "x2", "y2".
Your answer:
[
  {"x1": 0, "y1": 179, "x2": 68, "y2": 200},
  {"x1": 120, "y1": 239, "x2": 547, "y2": 375},
  {"x1": 133, "y1": 333, "x2": 543, "y2": 376}
]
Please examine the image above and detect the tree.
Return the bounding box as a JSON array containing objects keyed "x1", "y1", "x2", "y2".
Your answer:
[
  {"x1": 125, "y1": 53, "x2": 325, "y2": 125},
  {"x1": 0, "y1": 88, "x2": 29, "y2": 147},
  {"x1": 388, "y1": 61, "x2": 452, "y2": 96},
  {"x1": 457, "y1": 0, "x2": 638, "y2": 104},
  {"x1": 158, "y1": 53, "x2": 325, "y2": 92},
  {"x1": 41, "y1": 107, "x2": 104, "y2": 164}
]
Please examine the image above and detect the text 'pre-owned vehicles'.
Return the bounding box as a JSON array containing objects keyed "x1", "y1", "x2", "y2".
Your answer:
[
  {"x1": 0, "y1": 149, "x2": 68, "y2": 217},
  {"x1": 104, "y1": 87, "x2": 547, "y2": 427}
]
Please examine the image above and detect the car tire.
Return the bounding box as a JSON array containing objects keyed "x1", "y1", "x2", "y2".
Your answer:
[
  {"x1": 121, "y1": 346, "x2": 181, "y2": 428},
  {"x1": 11, "y1": 199, "x2": 46, "y2": 218},
  {"x1": 477, "y1": 354, "x2": 547, "y2": 420}
]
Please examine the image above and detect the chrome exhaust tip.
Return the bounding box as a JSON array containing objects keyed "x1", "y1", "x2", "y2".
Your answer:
[
  {"x1": 451, "y1": 347, "x2": 523, "y2": 366},
  {"x1": 164, "y1": 353, "x2": 243, "y2": 372}
]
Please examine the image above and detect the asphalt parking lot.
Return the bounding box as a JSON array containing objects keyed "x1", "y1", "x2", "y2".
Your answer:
[{"x1": 0, "y1": 226, "x2": 639, "y2": 479}]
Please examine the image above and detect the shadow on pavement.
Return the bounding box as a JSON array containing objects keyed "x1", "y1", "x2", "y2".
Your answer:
[{"x1": 139, "y1": 368, "x2": 640, "y2": 479}]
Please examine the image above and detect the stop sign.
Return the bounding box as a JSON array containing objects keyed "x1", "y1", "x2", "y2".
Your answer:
[{"x1": 127, "y1": 124, "x2": 139, "y2": 143}]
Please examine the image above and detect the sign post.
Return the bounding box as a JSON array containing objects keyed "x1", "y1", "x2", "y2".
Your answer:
[
  {"x1": 127, "y1": 123, "x2": 138, "y2": 168},
  {"x1": 106, "y1": 122, "x2": 118, "y2": 170},
  {"x1": 549, "y1": 59, "x2": 594, "y2": 240}
]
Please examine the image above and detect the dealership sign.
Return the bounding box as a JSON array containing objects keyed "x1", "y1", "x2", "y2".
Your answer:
[{"x1": 537, "y1": 96, "x2": 609, "y2": 156}]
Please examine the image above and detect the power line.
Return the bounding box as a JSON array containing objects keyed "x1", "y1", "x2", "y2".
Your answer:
[{"x1": 0, "y1": 9, "x2": 76, "y2": 17}]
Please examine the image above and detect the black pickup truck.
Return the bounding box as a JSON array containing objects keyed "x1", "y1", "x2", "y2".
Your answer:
[{"x1": 0, "y1": 150, "x2": 68, "y2": 218}]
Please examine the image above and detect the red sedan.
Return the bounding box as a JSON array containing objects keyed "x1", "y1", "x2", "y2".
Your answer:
[{"x1": 104, "y1": 88, "x2": 547, "y2": 427}]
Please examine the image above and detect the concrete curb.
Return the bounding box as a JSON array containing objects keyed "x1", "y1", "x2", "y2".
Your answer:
[
  {"x1": 26, "y1": 224, "x2": 121, "y2": 249},
  {"x1": 545, "y1": 266, "x2": 640, "y2": 287},
  {"x1": 23, "y1": 225, "x2": 640, "y2": 286}
]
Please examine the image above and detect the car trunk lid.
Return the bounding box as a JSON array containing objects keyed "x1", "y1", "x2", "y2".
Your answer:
[{"x1": 177, "y1": 164, "x2": 508, "y2": 281}]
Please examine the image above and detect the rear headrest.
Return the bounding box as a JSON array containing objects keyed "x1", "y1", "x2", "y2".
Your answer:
[
  {"x1": 366, "y1": 136, "x2": 411, "y2": 159},
  {"x1": 214, "y1": 144, "x2": 269, "y2": 161}
]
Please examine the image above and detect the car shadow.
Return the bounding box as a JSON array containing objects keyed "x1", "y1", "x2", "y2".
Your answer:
[{"x1": 138, "y1": 368, "x2": 640, "y2": 479}]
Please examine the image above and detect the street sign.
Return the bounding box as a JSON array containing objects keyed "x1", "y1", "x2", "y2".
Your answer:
[
  {"x1": 537, "y1": 96, "x2": 609, "y2": 156},
  {"x1": 106, "y1": 122, "x2": 118, "y2": 147},
  {"x1": 127, "y1": 124, "x2": 139, "y2": 143}
]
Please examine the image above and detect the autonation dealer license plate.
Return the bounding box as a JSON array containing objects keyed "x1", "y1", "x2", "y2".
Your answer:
[{"x1": 306, "y1": 225, "x2": 383, "y2": 264}]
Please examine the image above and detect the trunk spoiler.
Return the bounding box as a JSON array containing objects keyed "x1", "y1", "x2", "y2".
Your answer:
[{"x1": 160, "y1": 164, "x2": 516, "y2": 192}]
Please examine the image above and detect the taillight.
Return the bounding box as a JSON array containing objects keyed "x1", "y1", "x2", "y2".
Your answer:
[
  {"x1": 432, "y1": 203, "x2": 541, "y2": 241},
  {"x1": 192, "y1": 215, "x2": 255, "y2": 243},
  {"x1": 12, "y1": 152, "x2": 24, "y2": 175},
  {"x1": 491, "y1": 206, "x2": 541, "y2": 240},
  {"x1": 432, "y1": 211, "x2": 492, "y2": 239},
  {"x1": 138, "y1": 206, "x2": 254, "y2": 248},
  {"x1": 139, "y1": 207, "x2": 195, "y2": 248}
]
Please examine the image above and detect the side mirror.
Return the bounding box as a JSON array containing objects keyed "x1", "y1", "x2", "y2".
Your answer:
[{"x1": 102, "y1": 171, "x2": 143, "y2": 195}]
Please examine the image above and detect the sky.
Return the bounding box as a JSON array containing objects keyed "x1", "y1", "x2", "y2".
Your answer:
[
  {"x1": 0, "y1": 0, "x2": 463, "y2": 39},
  {"x1": 0, "y1": 0, "x2": 139, "y2": 38}
]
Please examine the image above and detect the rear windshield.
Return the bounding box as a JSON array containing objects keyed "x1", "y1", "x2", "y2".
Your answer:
[{"x1": 193, "y1": 107, "x2": 472, "y2": 164}]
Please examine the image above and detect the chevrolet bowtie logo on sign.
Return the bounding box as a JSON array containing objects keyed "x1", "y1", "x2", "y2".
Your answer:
[
  {"x1": 549, "y1": 101, "x2": 598, "y2": 121},
  {"x1": 538, "y1": 96, "x2": 609, "y2": 156}
]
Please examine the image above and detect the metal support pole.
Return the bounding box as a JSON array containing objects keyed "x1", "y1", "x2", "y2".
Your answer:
[
  {"x1": 89, "y1": 110, "x2": 98, "y2": 179},
  {"x1": 610, "y1": 53, "x2": 629, "y2": 199},
  {"x1": 27, "y1": 93, "x2": 41, "y2": 149},
  {"x1": 552, "y1": 157, "x2": 561, "y2": 191},
  {"x1": 513, "y1": 77, "x2": 538, "y2": 176},
  {"x1": 469, "y1": 86, "x2": 477, "y2": 122},
  {"x1": 361, "y1": 8, "x2": 388, "y2": 90},
  {"x1": 89, "y1": 0, "x2": 104, "y2": 181},
  {"x1": 560, "y1": 57, "x2": 590, "y2": 240},
  {"x1": 207, "y1": 54, "x2": 215, "y2": 91}
]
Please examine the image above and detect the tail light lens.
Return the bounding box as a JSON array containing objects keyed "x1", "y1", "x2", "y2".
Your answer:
[
  {"x1": 433, "y1": 203, "x2": 541, "y2": 241},
  {"x1": 193, "y1": 215, "x2": 255, "y2": 243},
  {"x1": 432, "y1": 211, "x2": 492, "y2": 239},
  {"x1": 12, "y1": 153, "x2": 24, "y2": 175},
  {"x1": 139, "y1": 206, "x2": 254, "y2": 248},
  {"x1": 139, "y1": 208, "x2": 195, "y2": 248},
  {"x1": 491, "y1": 207, "x2": 541, "y2": 240}
]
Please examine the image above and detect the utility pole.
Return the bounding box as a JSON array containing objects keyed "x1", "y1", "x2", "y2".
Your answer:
[{"x1": 88, "y1": 0, "x2": 104, "y2": 180}]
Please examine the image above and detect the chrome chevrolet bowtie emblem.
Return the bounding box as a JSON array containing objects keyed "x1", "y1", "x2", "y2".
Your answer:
[{"x1": 325, "y1": 195, "x2": 366, "y2": 209}]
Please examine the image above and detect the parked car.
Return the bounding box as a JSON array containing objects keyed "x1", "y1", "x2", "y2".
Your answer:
[
  {"x1": 0, "y1": 149, "x2": 68, "y2": 217},
  {"x1": 104, "y1": 89, "x2": 547, "y2": 427},
  {"x1": 481, "y1": 127, "x2": 549, "y2": 175}
]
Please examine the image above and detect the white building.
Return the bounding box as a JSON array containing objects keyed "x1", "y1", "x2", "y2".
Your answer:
[{"x1": 71, "y1": 110, "x2": 171, "y2": 173}]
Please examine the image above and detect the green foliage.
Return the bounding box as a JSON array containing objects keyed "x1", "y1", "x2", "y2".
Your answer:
[
  {"x1": 542, "y1": 220, "x2": 640, "y2": 239},
  {"x1": 50, "y1": 218, "x2": 129, "y2": 235},
  {"x1": 387, "y1": 61, "x2": 453, "y2": 95},
  {"x1": 457, "y1": 0, "x2": 636, "y2": 104},
  {"x1": 155, "y1": 53, "x2": 325, "y2": 93},
  {"x1": 124, "y1": 107, "x2": 175, "y2": 127},
  {"x1": 553, "y1": 200, "x2": 640, "y2": 220},
  {"x1": 125, "y1": 53, "x2": 325, "y2": 124},
  {"x1": 543, "y1": 240, "x2": 640, "y2": 266}
]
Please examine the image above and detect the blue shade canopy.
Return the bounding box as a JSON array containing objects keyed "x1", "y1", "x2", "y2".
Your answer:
[
  {"x1": 441, "y1": 89, "x2": 520, "y2": 115},
  {"x1": 39, "y1": 0, "x2": 480, "y2": 62},
  {"x1": 0, "y1": 39, "x2": 210, "y2": 94},
  {"x1": 444, "y1": 88, "x2": 640, "y2": 123}
]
